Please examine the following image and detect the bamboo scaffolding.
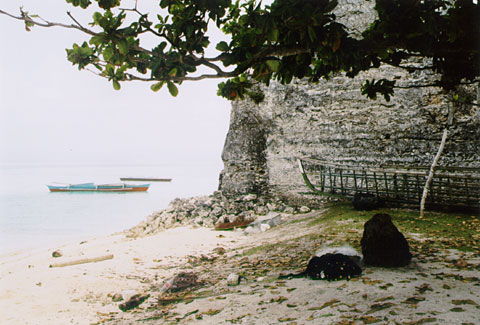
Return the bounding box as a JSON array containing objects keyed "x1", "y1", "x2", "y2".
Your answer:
[{"x1": 297, "y1": 158, "x2": 480, "y2": 210}]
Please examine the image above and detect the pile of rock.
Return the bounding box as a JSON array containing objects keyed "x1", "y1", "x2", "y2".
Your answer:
[{"x1": 126, "y1": 191, "x2": 312, "y2": 238}]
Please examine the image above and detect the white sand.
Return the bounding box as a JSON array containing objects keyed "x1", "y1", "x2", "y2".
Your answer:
[
  {"x1": 1, "y1": 213, "x2": 479, "y2": 324},
  {"x1": 0, "y1": 227, "x2": 247, "y2": 324}
]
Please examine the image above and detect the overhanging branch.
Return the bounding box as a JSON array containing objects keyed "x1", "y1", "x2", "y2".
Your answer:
[{"x1": 0, "y1": 8, "x2": 97, "y2": 36}]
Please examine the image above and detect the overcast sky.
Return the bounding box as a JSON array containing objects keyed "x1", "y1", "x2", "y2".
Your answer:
[{"x1": 0, "y1": 1, "x2": 231, "y2": 166}]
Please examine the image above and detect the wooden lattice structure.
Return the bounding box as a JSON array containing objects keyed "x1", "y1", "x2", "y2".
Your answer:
[{"x1": 298, "y1": 157, "x2": 480, "y2": 210}]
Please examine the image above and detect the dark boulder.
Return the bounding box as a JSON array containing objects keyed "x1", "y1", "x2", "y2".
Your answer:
[
  {"x1": 361, "y1": 213, "x2": 412, "y2": 267},
  {"x1": 352, "y1": 192, "x2": 378, "y2": 211}
]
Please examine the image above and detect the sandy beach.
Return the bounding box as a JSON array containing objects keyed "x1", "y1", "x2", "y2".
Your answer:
[{"x1": 1, "y1": 209, "x2": 479, "y2": 324}]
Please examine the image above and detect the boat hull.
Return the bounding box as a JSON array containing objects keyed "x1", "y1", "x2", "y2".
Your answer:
[{"x1": 47, "y1": 183, "x2": 150, "y2": 192}]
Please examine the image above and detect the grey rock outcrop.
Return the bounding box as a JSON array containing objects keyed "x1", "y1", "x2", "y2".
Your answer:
[{"x1": 125, "y1": 191, "x2": 312, "y2": 238}]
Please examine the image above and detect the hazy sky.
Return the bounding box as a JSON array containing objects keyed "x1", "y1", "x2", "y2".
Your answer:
[{"x1": 0, "y1": 1, "x2": 231, "y2": 166}]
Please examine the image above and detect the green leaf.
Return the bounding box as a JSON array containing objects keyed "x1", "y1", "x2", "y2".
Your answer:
[
  {"x1": 167, "y1": 81, "x2": 178, "y2": 97},
  {"x1": 308, "y1": 26, "x2": 316, "y2": 42},
  {"x1": 268, "y1": 28, "x2": 279, "y2": 42},
  {"x1": 92, "y1": 12, "x2": 102, "y2": 25},
  {"x1": 112, "y1": 79, "x2": 121, "y2": 90},
  {"x1": 266, "y1": 60, "x2": 280, "y2": 72},
  {"x1": 215, "y1": 41, "x2": 229, "y2": 52},
  {"x1": 66, "y1": 0, "x2": 91, "y2": 9},
  {"x1": 89, "y1": 35, "x2": 104, "y2": 46},
  {"x1": 118, "y1": 39, "x2": 129, "y2": 55},
  {"x1": 168, "y1": 68, "x2": 177, "y2": 77},
  {"x1": 103, "y1": 46, "x2": 114, "y2": 62},
  {"x1": 151, "y1": 82, "x2": 164, "y2": 92},
  {"x1": 98, "y1": 0, "x2": 120, "y2": 10}
]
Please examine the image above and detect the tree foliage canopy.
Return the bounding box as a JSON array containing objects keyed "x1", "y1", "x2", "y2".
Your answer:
[{"x1": 2, "y1": 0, "x2": 479, "y2": 102}]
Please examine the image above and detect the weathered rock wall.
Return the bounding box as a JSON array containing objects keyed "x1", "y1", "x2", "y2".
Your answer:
[
  {"x1": 219, "y1": 65, "x2": 479, "y2": 203},
  {"x1": 218, "y1": 0, "x2": 479, "y2": 202}
]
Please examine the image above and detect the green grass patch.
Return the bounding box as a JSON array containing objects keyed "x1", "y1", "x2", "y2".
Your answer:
[{"x1": 308, "y1": 202, "x2": 479, "y2": 252}]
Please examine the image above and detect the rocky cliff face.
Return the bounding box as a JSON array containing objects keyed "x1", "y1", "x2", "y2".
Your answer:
[{"x1": 218, "y1": 1, "x2": 480, "y2": 201}]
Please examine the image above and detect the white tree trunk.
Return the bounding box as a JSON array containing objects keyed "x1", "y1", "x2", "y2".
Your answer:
[{"x1": 419, "y1": 128, "x2": 448, "y2": 217}]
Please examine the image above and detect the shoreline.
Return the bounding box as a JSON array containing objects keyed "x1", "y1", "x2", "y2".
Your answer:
[
  {"x1": 1, "y1": 199, "x2": 479, "y2": 324},
  {"x1": 0, "y1": 225, "x2": 249, "y2": 324}
]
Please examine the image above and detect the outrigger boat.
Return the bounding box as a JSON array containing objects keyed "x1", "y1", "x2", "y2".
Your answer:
[
  {"x1": 47, "y1": 182, "x2": 150, "y2": 192},
  {"x1": 297, "y1": 157, "x2": 480, "y2": 210}
]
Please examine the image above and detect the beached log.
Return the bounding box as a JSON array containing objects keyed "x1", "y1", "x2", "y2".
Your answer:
[{"x1": 49, "y1": 254, "x2": 114, "y2": 268}]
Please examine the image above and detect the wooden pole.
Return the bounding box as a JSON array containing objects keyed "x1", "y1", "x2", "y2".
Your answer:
[
  {"x1": 49, "y1": 254, "x2": 114, "y2": 268},
  {"x1": 420, "y1": 128, "x2": 448, "y2": 217}
]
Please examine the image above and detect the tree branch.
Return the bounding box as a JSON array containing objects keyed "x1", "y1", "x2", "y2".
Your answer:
[
  {"x1": 197, "y1": 58, "x2": 235, "y2": 77},
  {"x1": 0, "y1": 8, "x2": 97, "y2": 36}
]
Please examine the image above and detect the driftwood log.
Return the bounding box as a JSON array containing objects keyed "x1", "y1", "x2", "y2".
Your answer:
[{"x1": 49, "y1": 254, "x2": 114, "y2": 268}]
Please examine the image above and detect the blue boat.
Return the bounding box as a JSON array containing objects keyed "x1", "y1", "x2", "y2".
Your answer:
[{"x1": 47, "y1": 183, "x2": 150, "y2": 192}]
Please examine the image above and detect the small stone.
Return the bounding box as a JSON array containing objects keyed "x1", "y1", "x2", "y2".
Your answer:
[
  {"x1": 260, "y1": 223, "x2": 271, "y2": 232},
  {"x1": 52, "y1": 250, "x2": 63, "y2": 258},
  {"x1": 213, "y1": 247, "x2": 226, "y2": 255},
  {"x1": 227, "y1": 273, "x2": 240, "y2": 286},
  {"x1": 243, "y1": 194, "x2": 258, "y2": 202},
  {"x1": 283, "y1": 206, "x2": 296, "y2": 214},
  {"x1": 299, "y1": 206, "x2": 311, "y2": 213},
  {"x1": 254, "y1": 205, "x2": 269, "y2": 215}
]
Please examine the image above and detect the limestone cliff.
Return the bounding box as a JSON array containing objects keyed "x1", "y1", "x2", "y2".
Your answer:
[{"x1": 218, "y1": 0, "x2": 479, "y2": 201}]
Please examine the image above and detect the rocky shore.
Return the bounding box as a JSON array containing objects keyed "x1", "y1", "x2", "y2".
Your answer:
[{"x1": 126, "y1": 191, "x2": 317, "y2": 238}]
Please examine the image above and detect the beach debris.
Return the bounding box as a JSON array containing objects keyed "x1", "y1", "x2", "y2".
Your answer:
[
  {"x1": 416, "y1": 283, "x2": 433, "y2": 294},
  {"x1": 244, "y1": 213, "x2": 282, "y2": 234},
  {"x1": 52, "y1": 249, "x2": 63, "y2": 258},
  {"x1": 361, "y1": 213, "x2": 412, "y2": 267},
  {"x1": 402, "y1": 296, "x2": 426, "y2": 305},
  {"x1": 118, "y1": 294, "x2": 150, "y2": 312},
  {"x1": 452, "y1": 299, "x2": 478, "y2": 306},
  {"x1": 111, "y1": 293, "x2": 123, "y2": 302},
  {"x1": 279, "y1": 245, "x2": 362, "y2": 281},
  {"x1": 366, "y1": 302, "x2": 395, "y2": 314},
  {"x1": 215, "y1": 212, "x2": 256, "y2": 230},
  {"x1": 49, "y1": 253, "x2": 114, "y2": 268},
  {"x1": 307, "y1": 299, "x2": 340, "y2": 311},
  {"x1": 161, "y1": 272, "x2": 199, "y2": 292}
]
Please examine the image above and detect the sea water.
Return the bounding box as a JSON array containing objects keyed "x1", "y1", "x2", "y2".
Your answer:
[{"x1": 0, "y1": 162, "x2": 222, "y2": 254}]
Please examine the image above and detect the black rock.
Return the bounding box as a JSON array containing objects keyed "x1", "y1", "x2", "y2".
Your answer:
[
  {"x1": 361, "y1": 213, "x2": 412, "y2": 267},
  {"x1": 352, "y1": 192, "x2": 378, "y2": 211}
]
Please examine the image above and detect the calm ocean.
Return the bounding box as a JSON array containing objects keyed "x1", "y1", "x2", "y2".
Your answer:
[{"x1": 0, "y1": 162, "x2": 222, "y2": 254}]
